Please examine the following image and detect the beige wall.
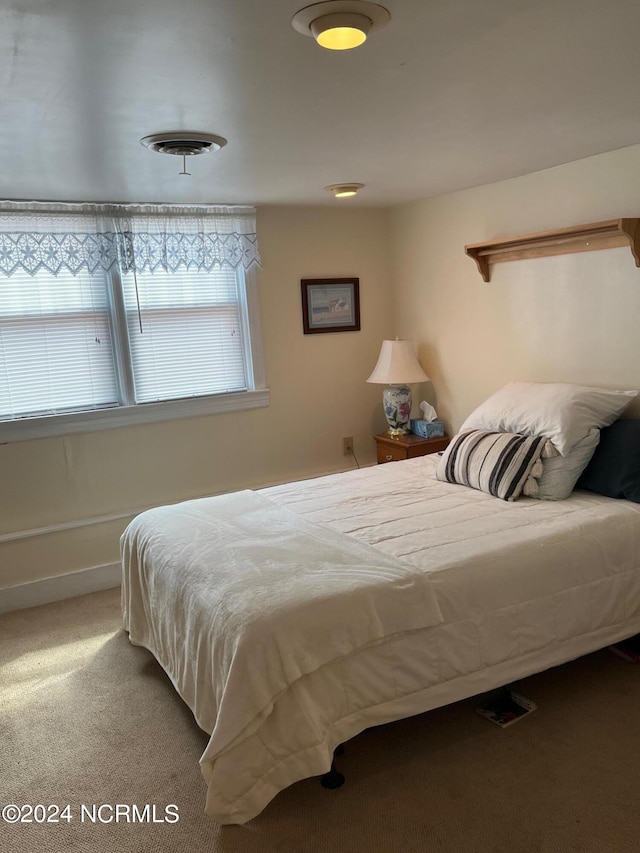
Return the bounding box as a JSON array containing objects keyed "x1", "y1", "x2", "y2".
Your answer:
[
  {"x1": 389, "y1": 144, "x2": 640, "y2": 434},
  {"x1": 0, "y1": 205, "x2": 393, "y2": 590}
]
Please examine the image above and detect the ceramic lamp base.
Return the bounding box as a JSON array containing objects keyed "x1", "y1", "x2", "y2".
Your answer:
[{"x1": 383, "y1": 384, "x2": 412, "y2": 435}]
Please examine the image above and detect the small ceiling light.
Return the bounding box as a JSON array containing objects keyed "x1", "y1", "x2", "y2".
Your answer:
[
  {"x1": 325, "y1": 183, "x2": 365, "y2": 198},
  {"x1": 292, "y1": 1, "x2": 390, "y2": 51},
  {"x1": 312, "y1": 13, "x2": 370, "y2": 50}
]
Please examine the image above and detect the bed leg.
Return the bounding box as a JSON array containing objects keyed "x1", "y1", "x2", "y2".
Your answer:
[
  {"x1": 320, "y1": 744, "x2": 345, "y2": 789},
  {"x1": 320, "y1": 761, "x2": 345, "y2": 789}
]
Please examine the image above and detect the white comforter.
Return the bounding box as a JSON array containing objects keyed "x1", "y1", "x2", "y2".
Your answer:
[
  {"x1": 121, "y1": 489, "x2": 443, "y2": 757},
  {"x1": 122, "y1": 456, "x2": 640, "y2": 824}
]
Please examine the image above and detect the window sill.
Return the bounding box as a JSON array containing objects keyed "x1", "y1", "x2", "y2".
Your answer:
[{"x1": 0, "y1": 389, "x2": 270, "y2": 443}]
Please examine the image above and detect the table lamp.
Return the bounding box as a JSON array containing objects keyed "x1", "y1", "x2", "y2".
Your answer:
[{"x1": 366, "y1": 339, "x2": 429, "y2": 436}]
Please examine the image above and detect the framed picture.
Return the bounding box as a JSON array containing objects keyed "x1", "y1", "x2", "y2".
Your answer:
[{"x1": 301, "y1": 278, "x2": 360, "y2": 334}]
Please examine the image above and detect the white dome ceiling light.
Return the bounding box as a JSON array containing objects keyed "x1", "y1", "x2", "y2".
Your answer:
[
  {"x1": 292, "y1": 1, "x2": 390, "y2": 51},
  {"x1": 325, "y1": 183, "x2": 365, "y2": 198},
  {"x1": 140, "y1": 132, "x2": 227, "y2": 175}
]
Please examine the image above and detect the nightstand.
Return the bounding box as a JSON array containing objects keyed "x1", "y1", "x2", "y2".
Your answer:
[{"x1": 374, "y1": 432, "x2": 450, "y2": 464}]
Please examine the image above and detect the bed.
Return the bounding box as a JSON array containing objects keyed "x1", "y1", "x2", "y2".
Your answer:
[{"x1": 121, "y1": 449, "x2": 640, "y2": 824}]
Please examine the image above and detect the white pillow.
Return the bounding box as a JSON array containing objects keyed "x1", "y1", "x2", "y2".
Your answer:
[
  {"x1": 460, "y1": 381, "x2": 636, "y2": 456},
  {"x1": 536, "y1": 428, "x2": 600, "y2": 500}
]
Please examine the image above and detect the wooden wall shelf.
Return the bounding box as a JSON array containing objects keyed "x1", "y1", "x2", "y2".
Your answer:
[{"x1": 465, "y1": 218, "x2": 640, "y2": 282}]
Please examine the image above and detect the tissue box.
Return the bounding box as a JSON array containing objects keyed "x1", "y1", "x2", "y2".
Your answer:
[{"x1": 410, "y1": 418, "x2": 445, "y2": 438}]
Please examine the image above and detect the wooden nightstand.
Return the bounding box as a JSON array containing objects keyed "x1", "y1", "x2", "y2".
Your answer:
[{"x1": 374, "y1": 432, "x2": 450, "y2": 464}]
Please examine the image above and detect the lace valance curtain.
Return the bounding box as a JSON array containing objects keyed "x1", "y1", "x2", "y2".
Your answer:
[
  {"x1": 0, "y1": 204, "x2": 119, "y2": 276},
  {"x1": 114, "y1": 204, "x2": 260, "y2": 274},
  {"x1": 0, "y1": 201, "x2": 261, "y2": 277}
]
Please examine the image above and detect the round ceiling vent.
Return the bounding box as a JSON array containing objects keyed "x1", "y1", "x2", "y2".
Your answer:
[{"x1": 140, "y1": 132, "x2": 228, "y2": 156}]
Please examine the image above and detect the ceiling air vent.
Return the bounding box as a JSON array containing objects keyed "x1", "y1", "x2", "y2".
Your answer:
[{"x1": 139, "y1": 132, "x2": 227, "y2": 157}]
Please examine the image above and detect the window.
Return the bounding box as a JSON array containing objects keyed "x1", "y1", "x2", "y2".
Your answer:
[
  {"x1": 121, "y1": 266, "x2": 249, "y2": 403},
  {"x1": 0, "y1": 267, "x2": 118, "y2": 418},
  {"x1": 0, "y1": 203, "x2": 267, "y2": 442}
]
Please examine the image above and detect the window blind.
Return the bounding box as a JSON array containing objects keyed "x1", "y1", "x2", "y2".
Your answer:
[
  {"x1": 0, "y1": 201, "x2": 264, "y2": 437},
  {"x1": 121, "y1": 266, "x2": 247, "y2": 404},
  {"x1": 0, "y1": 269, "x2": 118, "y2": 419}
]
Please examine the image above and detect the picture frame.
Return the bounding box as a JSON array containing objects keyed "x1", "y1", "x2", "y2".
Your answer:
[{"x1": 300, "y1": 277, "x2": 360, "y2": 334}]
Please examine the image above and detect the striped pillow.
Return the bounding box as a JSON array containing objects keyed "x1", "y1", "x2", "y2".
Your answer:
[{"x1": 435, "y1": 430, "x2": 548, "y2": 501}]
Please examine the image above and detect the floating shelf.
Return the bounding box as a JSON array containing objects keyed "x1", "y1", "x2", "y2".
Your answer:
[{"x1": 465, "y1": 218, "x2": 640, "y2": 282}]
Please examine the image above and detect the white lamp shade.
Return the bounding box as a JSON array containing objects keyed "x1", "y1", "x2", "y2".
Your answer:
[{"x1": 366, "y1": 340, "x2": 429, "y2": 385}]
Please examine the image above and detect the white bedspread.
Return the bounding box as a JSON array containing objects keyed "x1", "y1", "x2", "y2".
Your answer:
[
  {"x1": 121, "y1": 489, "x2": 443, "y2": 811},
  {"x1": 122, "y1": 456, "x2": 640, "y2": 824}
]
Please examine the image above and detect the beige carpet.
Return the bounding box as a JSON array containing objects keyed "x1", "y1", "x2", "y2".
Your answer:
[{"x1": 1, "y1": 588, "x2": 639, "y2": 853}]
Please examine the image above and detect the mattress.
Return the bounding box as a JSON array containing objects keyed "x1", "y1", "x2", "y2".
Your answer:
[{"x1": 121, "y1": 455, "x2": 640, "y2": 824}]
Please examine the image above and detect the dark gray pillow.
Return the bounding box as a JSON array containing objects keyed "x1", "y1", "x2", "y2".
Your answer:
[{"x1": 577, "y1": 420, "x2": 640, "y2": 502}]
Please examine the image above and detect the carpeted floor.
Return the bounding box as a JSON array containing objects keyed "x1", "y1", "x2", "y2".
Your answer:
[{"x1": 1, "y1": 587, "x2": 639, "y2": 853}]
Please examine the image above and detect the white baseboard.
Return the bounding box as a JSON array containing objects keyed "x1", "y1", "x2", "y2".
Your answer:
[{"x1": 0, "y1": 562, "x2": 121, "y2": 614}]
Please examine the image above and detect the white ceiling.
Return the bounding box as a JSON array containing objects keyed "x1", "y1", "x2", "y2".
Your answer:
[{"x1": 2, "y1": 0, "x2": 640, "y2": 207}]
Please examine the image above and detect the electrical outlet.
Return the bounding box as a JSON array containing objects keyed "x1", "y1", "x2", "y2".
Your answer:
[{"x1": 342, "y1": 436, "x2": 354, "y2": 456}]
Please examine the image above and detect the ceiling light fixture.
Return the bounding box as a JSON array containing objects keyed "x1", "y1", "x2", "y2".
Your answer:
[
  {"x1": 292, "y1": 1, "x2": 390, "y2": 51},
  {"x1": 325, "y1": 183, "x2": 365, "y2": 198},
  {"x1": 140, "y1": 131, "x2": 227, "y2": 176}
]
